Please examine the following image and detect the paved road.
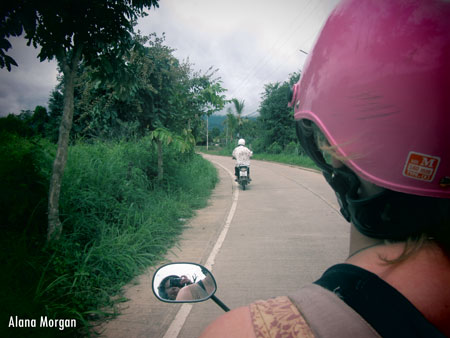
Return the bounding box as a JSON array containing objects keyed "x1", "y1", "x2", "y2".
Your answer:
[{"x1": 98, "y1": 154, "x2": 350, "y2": 338}]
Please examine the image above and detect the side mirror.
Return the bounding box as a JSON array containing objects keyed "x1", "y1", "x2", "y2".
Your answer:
[{"x1": 152, "y1": 263, "x2": 217, "y2": 303}]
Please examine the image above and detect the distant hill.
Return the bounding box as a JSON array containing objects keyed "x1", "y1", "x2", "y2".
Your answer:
[
  {"x1": 206, "y1": 114, "x2": 257, "y2": 131},
  {"x1": 207, "y1": 115, "x2": 226, "y2": 131}
]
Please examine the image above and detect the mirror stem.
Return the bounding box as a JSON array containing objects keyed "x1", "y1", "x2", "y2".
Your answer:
[{"x1": 210, "y1": 295, "x2": 230, "y2": 312}]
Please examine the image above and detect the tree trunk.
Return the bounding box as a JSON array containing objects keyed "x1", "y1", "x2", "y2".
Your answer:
[
  {"x1": 157, "y1": 139, "x2": 163, "y2": 181},
  {"x1": 47, "y1": 49, "x2": 81, "y2": 242}
]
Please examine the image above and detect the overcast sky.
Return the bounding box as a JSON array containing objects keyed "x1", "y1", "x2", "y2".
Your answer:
[{"x1": 0, "y1": 0, "x2": 340, "y2": 117}]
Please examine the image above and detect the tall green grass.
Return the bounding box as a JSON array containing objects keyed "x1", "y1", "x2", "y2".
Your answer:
[{"x1": 1, "y1": 137, "x2": 217, "y2": 337}]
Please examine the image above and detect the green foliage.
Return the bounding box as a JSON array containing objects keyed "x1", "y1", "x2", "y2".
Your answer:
[
  {"x1": 284, "y1": 141, "x2": 300, "y2": 155},
  {"x1": 250, "y1": 137, "x2": 266, "y2": 153},
  {"x1": 149, "y1": 128, "x2": 195, "y2": 153},
  {"x1": 2, "y1": 0, "x2": 162, "y2": 244},
  {"x1": 223, "y1": 109, "x2": 237, "y2": 143},
  {"x1": 0, "y1": 133, "x2": 55, "y2": 337},
  {"x1": 42, "y1": 33, "x2": 227, "y2": 142},
  {"x1": 0, "y1": 114, "x2": 34, "y2": 137},
  {"x1": 0, "y1": 123, "x2": 54, "y2": 232},
  {"x1": 267, "y1": 141, "x2": 283, "y2": 154},
  {"x1": 0, "y1": 138, "x2": 218, "y2": 337},
  {"x1": 46, "y1": 88, "x2": 64, "y2": 142},
  {"x1": 211, "y1": 127, "x2": 221, "y2": 141},
  {"x1": 232, "y1": 98, "x2": 245, "y2": 115},
  {"x1": 252, "y1": 153, "x2": 318, "y2": 170},
  {"x1": 257, "y1": 72, "x2": 300, "y2": 152},
  {"x1": 1, "y1": 1, "x2": 160, "y2": 72}
]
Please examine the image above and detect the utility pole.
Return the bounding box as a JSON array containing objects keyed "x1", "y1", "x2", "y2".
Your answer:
[{"x1": 206, "y1": 115, "x2": 209, "y2": 151}]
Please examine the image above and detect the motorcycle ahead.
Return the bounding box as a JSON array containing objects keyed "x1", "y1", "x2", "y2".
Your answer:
[
  {"x1": 152, "y1": 262, "x2": 229, "y2": 311},
  {"x1": 237, "y1": 165, "x2": 250, "y2": 190}
]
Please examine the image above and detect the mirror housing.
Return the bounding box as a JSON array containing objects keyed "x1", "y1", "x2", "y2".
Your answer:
[{"x1": 152, "y1": 263, "x2": 217, "y2": 303}]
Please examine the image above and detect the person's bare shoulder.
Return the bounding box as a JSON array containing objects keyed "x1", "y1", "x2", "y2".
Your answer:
[
  {"x1": 175, "y1": 285, "x2": 192, "y2": 301},
  {"x1": 199, "y1": 306, "x2": 256, "y2": 338}
]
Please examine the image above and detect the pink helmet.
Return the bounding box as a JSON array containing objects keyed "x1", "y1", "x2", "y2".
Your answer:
[{"x1": 291, "y1": 0, "x2": 450, "y2": 199}]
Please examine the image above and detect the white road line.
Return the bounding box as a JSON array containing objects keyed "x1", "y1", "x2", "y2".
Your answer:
[
  {"x1": 163, "y1": 304, "x2": 193, "y2": 338},
  {"x1": 163, "y1": 159, "x2": 238, "y2": 338},
  {"x1": 205, "y1": 161, "x2": 239, "y2": 271}
]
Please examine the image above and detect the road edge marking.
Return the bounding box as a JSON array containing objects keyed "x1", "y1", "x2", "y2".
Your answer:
[
  {"x1": 163, "y1": 159, "x2": 238, "y2": 338},
  {"x1": 204, "y1": 161, "x2": 239, "y2": 271}
]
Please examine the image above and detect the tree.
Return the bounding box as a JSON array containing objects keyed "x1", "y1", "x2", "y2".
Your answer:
[
  {"x1": 1, "y1": 0, "x2": 160, "y2": 241},
  {"x1": 189, "y1": 67, "x2": 227, "y2": 144},
  {"x1": 223, "y1": 108, "x2": 237, "y2": 144},
  {"x1": 238, "y1": 117, "x2": 258, "y2": 145},
  {"x1": 257, "y1": 72, "x2": 300, "y2": 151},
  {"x1": 68, "y1": 34, "x2": 226, "y2": 143},
  {"x1": 210, "y1": 127, "x2": 221, "y2": 142},
  {"x1": 231, "y1": 98, "x2": 245, "y2": 137},
  {"x1": 149, "y1": 128, "x2": 194, "y2": 181}
]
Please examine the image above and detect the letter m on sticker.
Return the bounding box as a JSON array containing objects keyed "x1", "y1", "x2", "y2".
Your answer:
[
  {"x1": 403, "y1": 152, "x2": 440, "y2": 182},
  {"x1": 420, "y1": 157, "x2": 436, "y2": 168}
]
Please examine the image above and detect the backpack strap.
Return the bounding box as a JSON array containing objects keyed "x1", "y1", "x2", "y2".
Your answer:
[
  {"x1": 313, "y1": 264, "x2": 445, "y2": 338},
  {"x1": 249, "y1": 296, "x2": 315, "y2": 338},
  {"x1": 289, "y1": 284, "x2": 381, "y2": 338}
]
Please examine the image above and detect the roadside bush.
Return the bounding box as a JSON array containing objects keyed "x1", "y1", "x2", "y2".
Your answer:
[
  {"x1": 0, "y1": 114, "x2": 34, "y2": 138},
  {"x1": 267, "y1": 141, "x2": 283, "y2": 154},
  {"x1": 0, "y1": 132, "x2": 55, "y2": 338},
  {"x1": 252, "y1": 152, "x2": 318, "y2": 169},
  {"x1": 0, "y1": 132, "x2": 52, "y2": 233},
  {"x1": 250, "y1": 138, "x2": 266, "y2": 153},
  {"x1": 1, "y1": 137, "x2": 218, "y2": 337},
  {"x1": 283, "y1": 141, "x2": 299, "y2": 155}
]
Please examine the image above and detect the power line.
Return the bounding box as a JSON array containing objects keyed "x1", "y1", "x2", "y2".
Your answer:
[
  {"x1": 239, "y1": 1, "x2": 328, "y2": 116},
  {"x1": 227, "y1": 0, "x2": 315, "y2": 99},
  {"x1": 230, "y1": 0, "x2": 322, "y2": 103}
]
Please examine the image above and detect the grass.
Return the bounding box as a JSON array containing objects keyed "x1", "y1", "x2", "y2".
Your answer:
[
  {"x1": 1, "y1": 137, "x2": 218, "y2": 338},
  {"x1": 252, "y1": 153, "x2": 318, "y2": 170}
]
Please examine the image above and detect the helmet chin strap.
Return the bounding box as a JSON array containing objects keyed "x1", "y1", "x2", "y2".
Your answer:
[
  {"x1": 323, "y1": 166, "x2": 359, "y2": 224},
  {"x1": 346, "y1": 189, "x2": 434, "y2": 240},
  {"x1": 325, "y1": 166, "x2": 432, "y2": 240}
]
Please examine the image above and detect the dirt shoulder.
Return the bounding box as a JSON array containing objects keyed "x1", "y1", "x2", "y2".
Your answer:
[{"x1": 96, "y1": 155, "x2": 234, "y2": 338}]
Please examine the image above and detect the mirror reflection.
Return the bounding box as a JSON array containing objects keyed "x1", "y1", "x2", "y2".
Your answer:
[{"x1": 152, "y1": 263, "x2": 217, "y2": 302}]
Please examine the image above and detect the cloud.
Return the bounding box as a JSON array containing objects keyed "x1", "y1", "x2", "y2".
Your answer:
[
  {"x1": 0, "y1": 0, "x2": 339, "y2": 117},
  {"x1": 138, "y1": 0, "x2": 339, "y2": 115},
  {"x1": 0, "y1": 37, "x2": 58, "y2": 116}
]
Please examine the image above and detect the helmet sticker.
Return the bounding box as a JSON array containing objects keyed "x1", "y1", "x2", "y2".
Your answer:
[{"x1": 403, "y1": 152, "x2": 440, "y2": 182}]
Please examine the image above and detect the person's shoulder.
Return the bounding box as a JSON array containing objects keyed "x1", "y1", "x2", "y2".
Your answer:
[
  {"x1": 175, "y1": 285, "x2": 192, "y2": 301},
  {"x1": 199, "y1": 306, "x2": 256, "y2": 338}
]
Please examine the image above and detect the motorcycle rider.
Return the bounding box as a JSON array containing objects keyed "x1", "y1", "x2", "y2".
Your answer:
[
  {"x1": 200, "y1": 0, "x2": 450, "y2": 337},
  {"x1": 232, "y1": 138, "x2": 253, "y2": 182},
  {"x1": 176, "y1": 272, "x2": 216, "y2": 301},
  {"x1": 158, "y1": 275, "x2": 192, "y2": 300}
]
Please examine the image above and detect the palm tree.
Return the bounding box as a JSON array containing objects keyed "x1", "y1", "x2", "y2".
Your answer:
[
  {"x1": 232, "y1": 98, "x2": 245, "y2": 137},
  {"x1": 223, "y1": 107, "x2": 238, "y2": 144}
]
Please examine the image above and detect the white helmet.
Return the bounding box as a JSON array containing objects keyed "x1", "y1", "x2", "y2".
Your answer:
[{"x1": 238, "y1": 139, "x2": 245, "y2": 146}]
